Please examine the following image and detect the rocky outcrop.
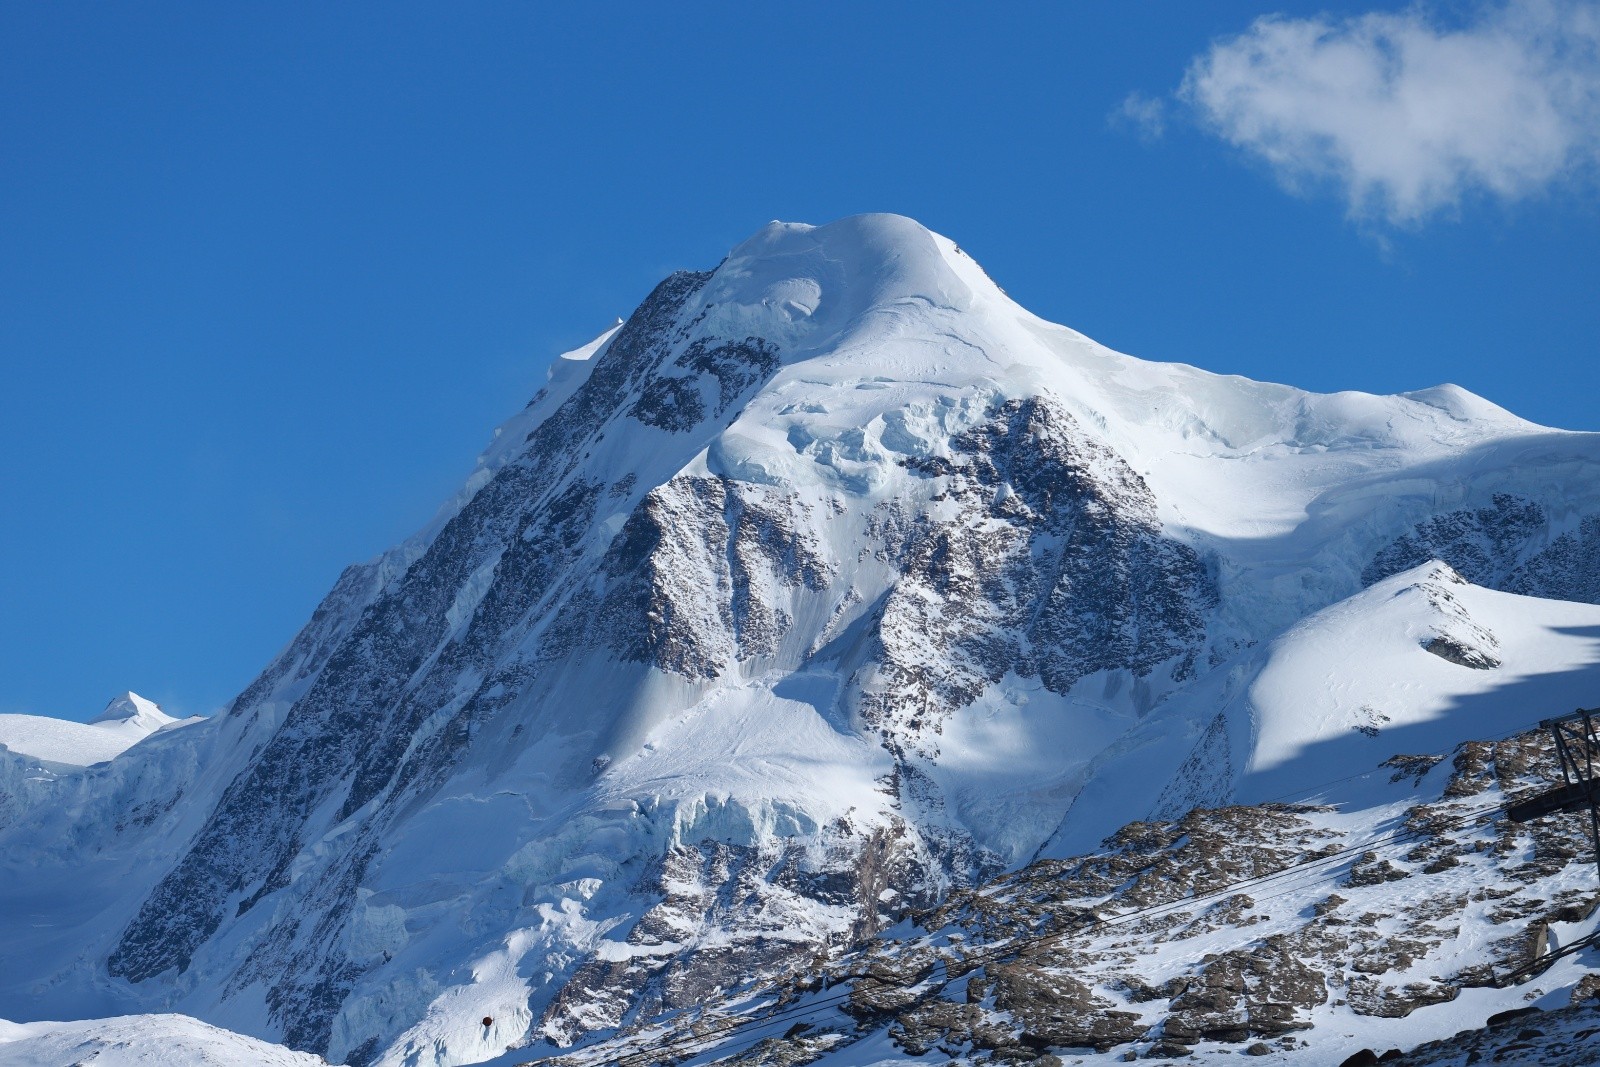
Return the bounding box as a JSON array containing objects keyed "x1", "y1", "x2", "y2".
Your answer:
[
  {"x1": 1365, "y1": 494, "x2": 1600, "y2": 606},
  {"x1": 549, "y1": 724, "x2": 1600, "y2": 1066},
  {"x1": 1387, "y1": 1002, "x2": 1600, "y2": 1066},
  {"x1": 871, "y1": 395, "x2": 1215, "y2": 743},
  {"x1": 589, "y1": 476, "x2": 831, "y2": 677},
  {"x1": 1162, "y1": 938, "x2": 1325, "y2": 1044},
  {"x1": 631, "y1": 336, "x2": 780, "y2": 432},
  {"x1": 539, "y1": 822, "x2": 933, "y2": 1046}
]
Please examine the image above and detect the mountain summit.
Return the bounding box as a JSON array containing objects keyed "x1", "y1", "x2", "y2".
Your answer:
[
  {"x1": 3, "y1": 215, "x2": 1599, "y2": 1066},
  {"x1": 88, "y1": 692, "x2": 177, "y2": 732},
  {"x1": 0, "y1": 691, "x2": 177, "y2": 767}
]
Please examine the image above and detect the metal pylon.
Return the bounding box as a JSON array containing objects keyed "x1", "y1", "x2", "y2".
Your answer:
[{"x1": 1497, "y1": 707, "x2": 1600, "y2": 986}]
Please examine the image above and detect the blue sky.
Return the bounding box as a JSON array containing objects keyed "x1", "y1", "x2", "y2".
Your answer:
[{"x1": 3, "y1": 1, "x2": 1598, "y2": 720}]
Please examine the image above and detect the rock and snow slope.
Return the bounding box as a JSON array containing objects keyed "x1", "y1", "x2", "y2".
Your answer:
[
  {"x1": 548, "y1": 565, "x2": 1600, "y2": 1066},
  {"x1": 1044, "y1": 561, "x2": 1600, "y2": 858},
  {"x1": 2, "y1": 214, "x2": 1600, "y2": 1066}
]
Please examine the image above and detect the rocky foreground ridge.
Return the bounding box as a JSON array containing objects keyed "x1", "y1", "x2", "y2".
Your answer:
[{"x1": 534, "y1": 720, "x2": 1600, "y2": 1067}]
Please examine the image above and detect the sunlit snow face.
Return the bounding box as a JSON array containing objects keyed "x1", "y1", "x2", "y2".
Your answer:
[
  {"x1": 692, "y1": 214, "x2": 986, "y2": 358},
  {"x1": 696, "y1": 252, "x2": 840, "y2": 349},
  {"x1": 755, "y1": 276, "x2": 822, "y2": 322}
]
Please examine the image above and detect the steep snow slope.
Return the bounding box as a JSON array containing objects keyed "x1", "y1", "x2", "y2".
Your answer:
[
  {"x1": 3, "y1": 214, "x2": 1600, "y2": 1067},
  {"x1": 1047, "y1": 561, "x2": 1600, "y2": 857},
  {"x1": 0, "y1": 716, "x2": 135, "y2": 768}
]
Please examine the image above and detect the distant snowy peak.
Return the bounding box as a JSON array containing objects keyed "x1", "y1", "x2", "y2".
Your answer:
[
  {"x1": 1398, "y1": 382, "x2": 1528, "y2": 425},
  {"x1": 89, "y1": 691, "x2": 176, "y2": 733},
  {"x1": 0, "y1": 1014, "x2": 329, "y2": 1066},
  {"x1": 0, "y1": 692, "x2": 190, "y2": 768}
]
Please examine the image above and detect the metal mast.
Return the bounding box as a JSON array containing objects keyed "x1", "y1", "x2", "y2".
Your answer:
[{"x1": 1499, "y1": 707, "x2": 1600, "y2": 984}]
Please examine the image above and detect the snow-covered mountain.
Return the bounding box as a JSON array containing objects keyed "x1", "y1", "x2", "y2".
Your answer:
[
  {"x1": 88, "y1": 692, "x2": 182, "y2": 733},
  {"x1": 3, "y1": 214, "x2": 1599, "y2": 1067},
  {"x1": 572, "y1": 562, "x2": 1600, "y2": 1066},
  {"x1": 0, "y1": 1013, "x2": 330, "y2": 1066},
  {"x1": 0, "y1": 692, "x2": 185, "y2": 767}
]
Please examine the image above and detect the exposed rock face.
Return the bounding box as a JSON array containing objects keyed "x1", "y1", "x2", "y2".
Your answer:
[
  {"x1": 1365, "y1": 494, "x2": 1600, "y2": 605},
  {"x1": 1410, "y1": 566, "x2": 1503, "y2": 669},
  {"x1": 631, "y1": 336, "x2": 780, "y2": 431},
  {"x1": 1387, "y1": 1002, "x2": 1600, "y2": 1066},
  {"x1": 538, "y1": 824, "x2": 933, "y2": 1046},
  {"x1": 1365, "y1": 494, "x2": 1548, "y2": 590},
  {"x1": 1509, "y1": 515, "x2": 1600, "y2": 604},
  {"x1": 874, "y1": 397, "x2": 1215, "y2": 741},
  {"x1": 985, "y1": 964, "x2": 1145, "y2": 1052},
  {"x1": 1162, "y1": 937, "x2": 1326, "y2": 1044},
  {"x1": 591, "y1": 476, "x2": 832, "y2": 677},
  {"x1": 1423, "y1": 635, "x2": 1500, "y2": 669}
]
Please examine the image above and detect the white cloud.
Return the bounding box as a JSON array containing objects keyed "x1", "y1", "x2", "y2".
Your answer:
[
  {"x1": 1113, "y1": 91, "x2": 1169, "y2": 141},
  {"x1": 1179, "y1": 0, "x2": 1600, "y2": 223}
]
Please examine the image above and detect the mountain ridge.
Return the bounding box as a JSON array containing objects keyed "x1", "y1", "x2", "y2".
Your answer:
[{"x1": 2, "y1": 214, "x2": 1599, "y2": 1067}]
